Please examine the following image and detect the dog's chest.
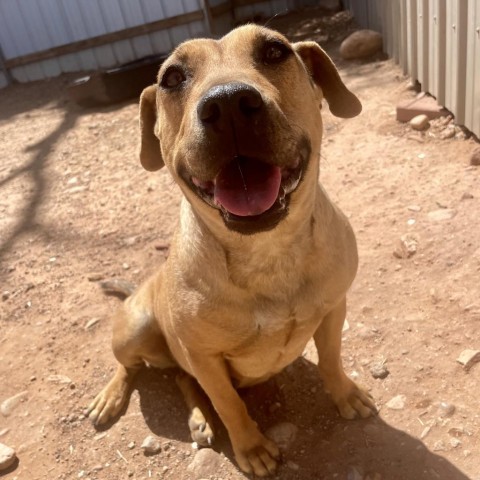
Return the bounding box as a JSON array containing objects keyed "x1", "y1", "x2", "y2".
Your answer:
[{"x1": 226, "y1": 295, "x2": 323, "y2": 386}]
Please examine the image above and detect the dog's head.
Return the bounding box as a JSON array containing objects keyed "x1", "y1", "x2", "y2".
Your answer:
[{"x1": 139, "y1": 25, "x2": 361, "y2": 235}]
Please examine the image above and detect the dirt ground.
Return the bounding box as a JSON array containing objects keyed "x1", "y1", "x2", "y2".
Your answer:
[{"x1": 1, "y1": 8, "x2": 479, "y2": 480}]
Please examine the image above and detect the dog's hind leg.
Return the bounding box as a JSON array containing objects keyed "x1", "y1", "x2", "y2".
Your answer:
[
  {"x1": 176, "y1": 371, "x2": 215, "y2": 446},
  {"x1": 87, "y1": 283, "x2": 175, "y2": 425}
]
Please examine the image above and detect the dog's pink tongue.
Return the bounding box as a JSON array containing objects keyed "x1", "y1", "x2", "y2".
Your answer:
[{"x1": 214, "y1": 158, "x2": 281, "y2": 216}]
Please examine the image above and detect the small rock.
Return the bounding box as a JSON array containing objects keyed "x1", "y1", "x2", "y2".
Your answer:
[
  {"x1": 369, "y1": 361, "x2": 389, "y2": 379},
  {"x1": 428, "y1": 209, "x2": 456, "y2": 221},
  {"x1": 87, "y1": 273, "x2": 104, "y2": 282},
  {"x1": 420, "y1": 426, "x2": 431, "y2": 439},
  {"x1": 432, "y1": 440, "x2": 446, "y2": 452},
  {"x1": 287, "y1": 460, "x2": 299, "y2": 471},
  {"x1": 407, "y1": 205, "x2": 422, "y2": 212},
  {"x1": 410, "y1": 114, "x2": 430, "y2": 131},
  {"x1": 85, "y1": 318, "x2": 100, "y2": 330},
  {"x1": 461, "y1": 192, "x2": 474, "y2": 200},
  {"x1": 141, "y1": 435, "x2": 162, "y2": 455},
  {"x1": 469, "y1": 146, "x2": 480, "y2": 166},
  {"x1": 47, "y1": 374, "x2": 72, "y2": 385},
  {"x1": 440, "y1": 126, "x2": 455, "y2": 139},
  {"x1": 386, "y1": 394, "x2": 406, "y2": 410},
  {"x1": 450, "y1": 438, "x2": 461, "y2": 448},
  {"x1": 0, "y1": 442, "x2": 16, "y2": 471},
  {"x1": 122, "y1": 263, "x2": 130, "y2": 270},
  {"x1": 340, "y1": 30, "x2": 383, "y2": 59},
  {"x1": 127, "y1": 441, "x2": 135, "y2": 449},
  {"x1": 187, "y1": 449, "x2": 222, "y2": 477},
  {"x1": 347, "y1": 466, "x2": 363, "y2": 480},
  {"x1": 448, "y1": 426, "x2": 466, "y2": 437},
  {"x1": 0, "y1": 429, "x2": 9, "y2": 437},
  {"x1": 456, "y1": 349, "x2": 480, "y2": 370},
  {"x1": 265, "y1": 422, "x2": 298, "y2": 452},
  {"x1": 438, "y1": 402, "x2": 455, "y2": 418},
  {"x1": 154, "y1": 243, "x2": 169, "y2": 251},
  {"x1": 1, "y1": 391, "x2": 28, "y2": 417},
  {"x1": 393, "y1": 234, "x2": 418, "y2": 259},
  {"x1": 1, "y1": 291, "x2": 9, "y2": 301}
]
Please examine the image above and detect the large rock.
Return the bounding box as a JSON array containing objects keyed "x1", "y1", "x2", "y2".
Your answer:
[
  {"x1": 0, "y1": 443, "x2": 16, "y2": 471},
  {"x1": 340, "y1": 30, "x2": 383, "y2": 60},
  {"x1": 187, "y1": 448, "x2": 222, "y2": 477}
]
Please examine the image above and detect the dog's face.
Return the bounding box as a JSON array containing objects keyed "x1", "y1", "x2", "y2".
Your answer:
[{"x1": 139, "y1": 25, "x2": 361, "y2": 234}]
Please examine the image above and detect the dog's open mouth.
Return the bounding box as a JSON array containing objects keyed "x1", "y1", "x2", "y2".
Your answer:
[{"x1": 190, "y1": 154, "x2": 306, "y2": 234}]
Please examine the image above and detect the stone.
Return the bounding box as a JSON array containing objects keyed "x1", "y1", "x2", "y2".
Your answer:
[
  {"x1": 187, "y1": 448, "x2": 222, "y2": 477},
  {"x1": 386, "y1": 394, "x2": 406, "y2": 410},
  {"x1": 85, "y1": 318, "x2": 100, "y2": 330},
  {"x1": 410, "y1": 114, "x2": 430, "y2": 131},
  {"x1": 1, "y1": 391, "x2": 28, "y2": 417},
  {"x1": 427, "y1": 209, "x2": 456, "y2": 221},
  {"x1": 440, "y1": 126, "x2": 455, "y2": 139},
  {"x1": 438, "y1": 402, "x2": 455, "y2": 418},
  {"x1": 369, "y1": 361, "x2": 389, "y2": 379},
  {"x1": 87, "y1": 273, "x2": 104, "y2": 282},
  {"x1": 456, "y1": 349, "x2": 480, "y2": 370},
  {"x1": 141, "y1": 435, "x2": 162, "y2": 455},
  {"x1": 0, "y1": 443, "x2": 16, "y2": 471},
  {"x1": 470, "y1": 147, "x2": 480, "y2": 166},
  {"x1": 265, "y1": 422, "x2": 298, "y2": 452},
  {"x1": 393, "y1": 234, "x2": 418, "y2": 259},
  {"x1": 340, "y1": 30, "x2": 383, "y2": 60}
]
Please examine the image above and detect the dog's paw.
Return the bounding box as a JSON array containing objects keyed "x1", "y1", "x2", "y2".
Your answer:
[
  {"x1": 189, "y1": 406, "x2": 215, "y2": 446},
  {"x1": 233, "y1": 433, "x2": 280, "y2": 477},
  {"x1": 85, "y1": 380, "x2": 130, "y2": 426},
  {"x1": 331, "y1": 378, "x2": 377, "y2": 420}
]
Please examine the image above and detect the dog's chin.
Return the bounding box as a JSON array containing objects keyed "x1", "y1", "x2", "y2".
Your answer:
[{"x1": 184, "y1": 146, "x2": 309, "y2": 235}]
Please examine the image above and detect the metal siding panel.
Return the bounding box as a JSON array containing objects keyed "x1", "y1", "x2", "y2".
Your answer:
[
  {"x1": 416, "y1": 0, "x2": 429, "y2": 90},
  {"x1": 10, "y1": 66, "x2": 29, "y2": 83},
  {"x1": 428, "y1": 0, "x2": 446, "y2": 102},
  {"x1": 465, "y1": 0, "x2": 480, "y2": 136},
  {"x1": 0, "y1": 0, "x2": 31, "y2": 57},
  {"x1": 399, "y1": 0, "x2": 408, "y2": 73},
  {"x1": 406, "y1": 0, "x2": 418, "y2": 80},
  {"x1": 148, "y1": 30, "x2": 174, "y2": 54}
]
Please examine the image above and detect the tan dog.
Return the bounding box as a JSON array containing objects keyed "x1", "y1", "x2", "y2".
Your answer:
[{"x1": 87, "y1": 24, "x2": 376, "y2": 476}]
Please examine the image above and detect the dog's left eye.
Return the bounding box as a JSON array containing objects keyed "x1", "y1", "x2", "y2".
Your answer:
[
  {"x1": 262, "y1": 41, "x2": 291, "y2": 65},
  {"x1": 160, "y1": 66, "x2": 186, "y2": 89}
]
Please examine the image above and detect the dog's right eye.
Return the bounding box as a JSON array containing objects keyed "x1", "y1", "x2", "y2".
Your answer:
[{"x1": 160, "y1": 66, "x2": 186, "y2": 89}]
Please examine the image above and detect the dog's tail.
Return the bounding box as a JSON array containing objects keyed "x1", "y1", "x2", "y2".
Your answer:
[{"x1": 99, "y1": 279, "x2": 136, "y2": 299}]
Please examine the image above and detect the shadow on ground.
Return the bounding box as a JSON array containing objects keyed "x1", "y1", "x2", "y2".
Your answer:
[{"x1": 124, "y1": 358, "x2": 471, "y2": 480}]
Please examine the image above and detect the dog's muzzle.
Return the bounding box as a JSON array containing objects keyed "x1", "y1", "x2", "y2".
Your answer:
[{"x1": 186, "y1": 82, "x2": 309, "y2": 234}]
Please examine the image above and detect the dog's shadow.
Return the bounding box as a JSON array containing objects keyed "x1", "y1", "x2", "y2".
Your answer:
[{"x1": 133, "y1": 359, "x2": 470, "y2": 480}]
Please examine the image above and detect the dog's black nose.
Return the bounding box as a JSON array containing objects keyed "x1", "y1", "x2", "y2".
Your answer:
[{"x1": 197, "y1": 82, "x2": 264, "y2": 128}]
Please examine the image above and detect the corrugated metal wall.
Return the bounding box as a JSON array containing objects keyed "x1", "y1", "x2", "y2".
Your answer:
[
  {"x1": 0, "y1": 0, "x2": 321, "y2": 89},
  {"x1": 343, "y1": 0, "x2": 480, "y2": 138}
]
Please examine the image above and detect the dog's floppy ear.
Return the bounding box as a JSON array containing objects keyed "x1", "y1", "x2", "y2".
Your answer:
[
  {"x1": 139, "y1": 85, "x2": 164, "y2": 171},
  {"x1": 294, "y1": 41, "x2": 362, "y2": 118}
]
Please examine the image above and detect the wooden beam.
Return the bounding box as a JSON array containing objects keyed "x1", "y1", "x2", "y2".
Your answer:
[{"x1": 5, "y1": 10, "x2": 204, "y2": 69}]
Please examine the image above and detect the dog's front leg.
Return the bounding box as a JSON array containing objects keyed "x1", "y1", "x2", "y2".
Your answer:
[
  {"x1": 188, "y1": 353, "x2": 280, "y2": 476},
  {"x1": 314, "y1": 297, "x2": 377, "y2": 419}
]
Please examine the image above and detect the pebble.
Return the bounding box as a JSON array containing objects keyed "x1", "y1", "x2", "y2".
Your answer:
[
  {"x1": 87, "y1": 273, "x2": 104, "y2": 282},
  {"x1": 85, "y1": 318, "x2": 100, "y2": 330},
  {"x1": 0, "y1": 442, "x2": 16, "y2": 471},
  {"x1": 393, "y1": 234, "x2": 418, "y2": 259},
  {"x1": 187, "y1": 448, "x2": 222, "y2": 477},
  {"x1": 410, "y1": 114, "x2": 430, "y2": 131},
  {"x1": 407, "y1": 205, "x2": 421, "y2": 212},
  {"x1": 456, "y1": 349, "x2": 480, "y2": 370},
  {"x1": 47, "y1": 374, "x2": 72, "y2": 385},
  {"x1": 287, "y1": 460, "x2": 299, "y2": 471},
  {"x1": 141, "y1": 435, "x2": 162, "y2": 455},
  {"x1": 470, "y1": 146, "x2": 480, "y2": 166},
  {"x1": 450, "y1": 438, "x2": 461, "y2": 448},
  {"x1": 432, "y1": 440, "x2": 446, "y2": 452},
  {"x1": 127, "y1": 441, "x2": 135, "y2": 449},
  {"x1": 1, "y1": 391, "x2": 28, "y2": 417},
  {"x1": 386, "y1": 394, "x2": 406, "y2": 410},
  {"x1": 1, "y1": 291, "x2": 9, "y2": 301},
  {"x1": 340, "y1": 30, "x2": 383, "y2": 59},
  {"x1": 427, "y1": 209, "x2": 456, "y2": 221},
  {"x1": 440, "y1": 126, "x2": 455, "y2": 139},
  {"x1": 438, "y1": 402, "x2": 455, "y2": 418},
  {"x1": 0, "y1": 429, "x2": 9, "y2": 437},
  {"x1": 265, "y1": 422, "x2": 298, "y2": 452},
  {"x1": 369, "y1": 361, "x2": 389, "y2": 379},
  {"x1": 461, "y1": 192, "x2": 474, "y2": 200}
]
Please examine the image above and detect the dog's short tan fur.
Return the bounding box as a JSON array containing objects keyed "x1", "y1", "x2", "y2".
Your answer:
[{"x1": 87, "y1": 25, "x2": 376, "y2": 476}]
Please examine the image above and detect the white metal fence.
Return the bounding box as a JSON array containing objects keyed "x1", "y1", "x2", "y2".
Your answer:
[
  {"x1": 343, "y1": 0, "x2": 480, "y2": 138},
  {"x1": 0, "y1": 0, "x2": 318, "y2": 89}
]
